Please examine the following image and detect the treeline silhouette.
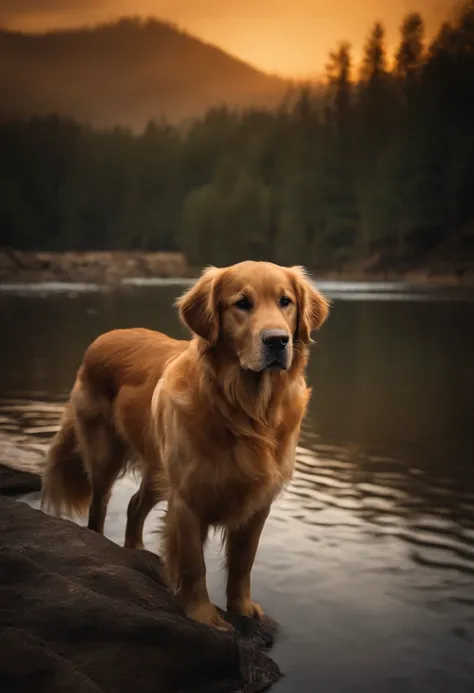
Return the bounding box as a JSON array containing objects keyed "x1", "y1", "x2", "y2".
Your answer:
[{"x1": 1, "y1": 2, "x2": 474, "y2": 273}]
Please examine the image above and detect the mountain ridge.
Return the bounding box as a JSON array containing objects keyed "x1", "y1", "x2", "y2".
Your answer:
[{"x1": 0, "y1": 17, "x2": 291, "y2": 130}]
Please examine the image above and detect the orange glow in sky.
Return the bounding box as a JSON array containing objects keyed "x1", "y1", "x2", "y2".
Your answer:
[{"x1": 1, "y1": 1, "x2": 456, "y2": 77}]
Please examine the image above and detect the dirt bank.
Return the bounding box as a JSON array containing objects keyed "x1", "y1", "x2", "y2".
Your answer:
[
  {"x1": 0, "y1": 249, "x2": 192, "y2": 285},
  {"x1": 1, "y1": 248, "x2": 474, "y2": 287}
]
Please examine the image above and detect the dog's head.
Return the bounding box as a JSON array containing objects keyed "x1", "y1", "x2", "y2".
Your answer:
[{"x1": 177, "y1": 261, "x2": 329, "y2": 372}]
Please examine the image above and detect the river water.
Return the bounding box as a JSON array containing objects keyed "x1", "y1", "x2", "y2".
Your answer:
[{"x1": 1, "y1": 279, "x2": 474, "y2": 692}]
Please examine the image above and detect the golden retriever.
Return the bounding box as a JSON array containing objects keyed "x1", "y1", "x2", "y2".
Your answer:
[{"x1": 41, "y1": 261, "x2": 329, "y2": 630}]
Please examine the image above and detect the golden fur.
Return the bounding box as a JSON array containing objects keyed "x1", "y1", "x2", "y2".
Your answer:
[{"x1": 41, "y1": 261, "x2": 329, "y2": 630}]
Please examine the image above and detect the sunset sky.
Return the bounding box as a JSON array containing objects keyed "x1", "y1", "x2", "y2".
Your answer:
[{"x1": 0, "y1": 0, "x2": 457, "y2": 77}]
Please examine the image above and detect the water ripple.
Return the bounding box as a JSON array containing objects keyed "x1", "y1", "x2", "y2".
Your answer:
[{"x1": 1, "y1": 396, "x2": 474, "y2": 581}]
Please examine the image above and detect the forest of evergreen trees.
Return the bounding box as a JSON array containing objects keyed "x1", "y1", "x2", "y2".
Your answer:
[{"x1": 1, "y1": 2, "x2": 474, "y2": 272}]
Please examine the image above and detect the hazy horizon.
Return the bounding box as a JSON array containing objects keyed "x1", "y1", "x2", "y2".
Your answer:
[{"x1": 0, "y1": 0, "x2": 459, "y2": 78}]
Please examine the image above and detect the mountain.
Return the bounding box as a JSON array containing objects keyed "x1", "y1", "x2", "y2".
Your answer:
[{"x1": 0, "y1": 17, "x2": 290, "y2": 131}]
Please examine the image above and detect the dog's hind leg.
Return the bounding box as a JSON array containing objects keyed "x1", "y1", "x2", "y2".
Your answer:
[
  {"x1": 73, "y1": 387, "x2": 127, "y2": 535},
  {"x1": 124, "y1": 470, "x2": 164, "y2": 550},
  {"x1": 86, "y1": 429, "x2": 126, "y2": 534}
]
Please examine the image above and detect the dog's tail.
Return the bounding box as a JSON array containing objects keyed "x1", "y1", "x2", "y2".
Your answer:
[{"x1": 41, "y1": 402, "x2": 92, "y2": 518}]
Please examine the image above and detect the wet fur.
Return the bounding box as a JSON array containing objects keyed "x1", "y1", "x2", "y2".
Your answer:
[{"x1": 41, "y1": 261, "x2": 329, "y2": 630}]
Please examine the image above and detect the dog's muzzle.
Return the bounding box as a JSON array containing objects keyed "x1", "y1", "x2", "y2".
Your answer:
[{"x1": 261, "y1": 329, "x2": 290, "y2": 370}]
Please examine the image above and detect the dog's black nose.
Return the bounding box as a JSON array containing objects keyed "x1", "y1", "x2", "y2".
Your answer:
[{"x1": 261, "y1": 330, "x2": 289, "y2": 352}]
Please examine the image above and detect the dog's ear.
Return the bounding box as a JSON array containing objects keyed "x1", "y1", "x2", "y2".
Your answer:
[
  {"x1": 289, "y1": 266, "x2": 330, "y2": 344},
  {"x1": 176, "y1": 266, "x2": 223, "y2": 345}
]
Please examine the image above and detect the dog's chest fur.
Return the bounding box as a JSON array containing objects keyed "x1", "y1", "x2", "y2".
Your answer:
[
  {"x1": 163, "y1": 407, "x2": 298, "y2": 529},
  {"x1": 154, "y1": 355, "x2": 310, "y2": 530}
]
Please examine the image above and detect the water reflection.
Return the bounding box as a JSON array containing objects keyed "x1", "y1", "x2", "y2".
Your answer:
[{"x1": 1, "y1": 284, "x2": 474, "y2": 691}]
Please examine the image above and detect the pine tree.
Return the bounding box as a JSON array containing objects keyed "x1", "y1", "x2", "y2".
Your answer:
[{"x1": 395, "y1": 12, "x2": 425, "y2": 87}]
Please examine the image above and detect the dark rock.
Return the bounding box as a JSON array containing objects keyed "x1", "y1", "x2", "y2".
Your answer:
[
  {"x1": 0, "y1": 497, "x2": 281, "y2": 693},
  {"x1": 0, "y1": 463, "x2": 41, "y2": 496}
]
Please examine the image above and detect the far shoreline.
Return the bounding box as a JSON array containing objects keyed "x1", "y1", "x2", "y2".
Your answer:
[{"x1": 1, "y1": 249, "x2": 474, "y2": 289}]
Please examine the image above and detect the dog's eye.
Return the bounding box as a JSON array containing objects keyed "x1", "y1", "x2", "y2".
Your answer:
[
  {"x1": 280, "y1": 296, "x2": 292, "y2": 308},
  {"x1": 235, "y1": 297, "x2": 253, "y2": 311}
]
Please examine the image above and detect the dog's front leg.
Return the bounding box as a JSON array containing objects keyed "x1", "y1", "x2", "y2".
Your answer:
[
  {"x1": 165, "y1": 495, "x2": 233, "y2": 631},
  {"x1": 226, "y1": 504, "x2": 271, "y2": 619}
]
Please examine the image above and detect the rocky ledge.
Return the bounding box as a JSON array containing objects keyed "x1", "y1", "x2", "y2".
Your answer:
[
  {"x1": 0, "y1": 495, "x2": 281, "y2": 693},
  {"x1": 0, "y1": 463, "x2": 41, "y2": 496}
]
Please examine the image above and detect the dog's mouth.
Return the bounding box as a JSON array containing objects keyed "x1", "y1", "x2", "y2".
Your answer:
[
  {"x1": 239, "y1": 350, "x2": 291, "y2": 373},
  {"x1": 263, "y1": 359, "x2": 286, "y2": 371},
  {"x1": 241, "y1": 360, "x2": 287, "y2": 373}
]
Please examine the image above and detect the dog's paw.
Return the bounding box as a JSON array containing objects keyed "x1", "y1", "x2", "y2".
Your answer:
[
  {"x1": 187, "y1": 602, "x2": 234, "y2": 632},
  {"x1": 228, "y1": 599, "x2": 265, "y2": 620}
]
